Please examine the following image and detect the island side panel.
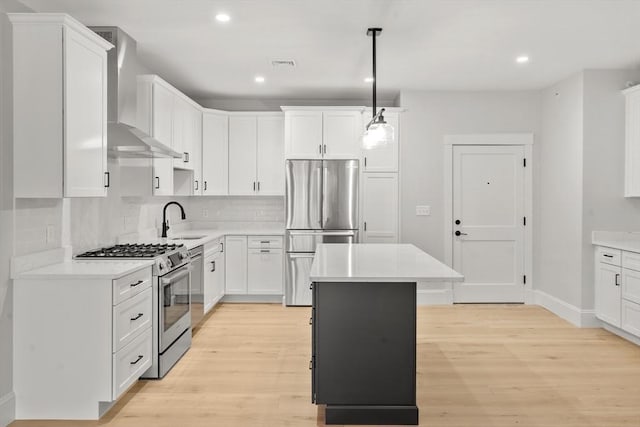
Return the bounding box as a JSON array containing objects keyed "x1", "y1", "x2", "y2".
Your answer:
[{"x1": 312, "y1": 281, "x2": 417, "y2": 411}]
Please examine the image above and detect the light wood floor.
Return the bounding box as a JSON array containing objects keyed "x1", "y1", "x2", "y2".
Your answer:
[{"x1": 11, "y1": 304, "x2": 640, "y2": 427}]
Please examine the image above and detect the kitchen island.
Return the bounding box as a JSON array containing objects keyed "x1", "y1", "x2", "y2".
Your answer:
[{"x1": 309, "y1": 243, "x2": 464, "y2": 425}]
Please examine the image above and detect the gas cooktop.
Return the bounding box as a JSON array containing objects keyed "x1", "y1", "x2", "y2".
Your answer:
[{"x1": 75, "y1": 243, "x2": 185, "y2": 259}]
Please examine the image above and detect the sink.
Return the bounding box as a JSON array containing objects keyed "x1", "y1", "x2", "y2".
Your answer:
[{"x1": 170, "y1": 235, "x2": 207, "y2": 240}]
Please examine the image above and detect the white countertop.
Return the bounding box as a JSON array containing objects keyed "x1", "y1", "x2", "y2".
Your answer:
[
  {"x1": 309, "y1": 243, "x2": 464, "y2": 283},
  {"x1": 136, "y1": 228, "x2": 284, "y2": 250},
  {"x1": 14, "y1": 259, "x2": 155, "y2": 280},
  {"x1": 592, "y1": 231, "x2": 640, "y2": 253}
]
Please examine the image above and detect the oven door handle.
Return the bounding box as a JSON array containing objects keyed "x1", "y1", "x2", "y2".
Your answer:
[{"x1": 160, "y1": 265, "x2": 192, "y2": 285}]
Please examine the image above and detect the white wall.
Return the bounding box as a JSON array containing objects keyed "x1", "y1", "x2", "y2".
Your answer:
[
  {"x1": 536, "y1": 73, "x2": 585, "y2": 308},
  {"x1": 581, "y1": 70, "x2": 640, "y2": 309},
  {"x1": 397, "y1": 90, "x2": 542, "y2": 261}
]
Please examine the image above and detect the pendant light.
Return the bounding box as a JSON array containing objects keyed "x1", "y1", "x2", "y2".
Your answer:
[{"x1": 362, "y1": 27, "x2": 394, "y2": 149}]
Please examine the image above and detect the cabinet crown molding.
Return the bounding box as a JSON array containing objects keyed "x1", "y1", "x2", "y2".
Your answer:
[
  {"x1": 280, "y1": 106, "x2": 366, "y2": 112},
  {"x1": 8, "y1": 13, "x2": 114, "y2": 51}
]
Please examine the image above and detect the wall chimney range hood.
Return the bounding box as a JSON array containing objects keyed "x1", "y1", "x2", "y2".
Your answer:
[{"x1": 90, "y1": 26, "x2": 181, "y2": 158}]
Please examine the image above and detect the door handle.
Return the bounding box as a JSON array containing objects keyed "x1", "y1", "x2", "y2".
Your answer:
[
  {"x1": 615, "y1": 273, "x2": 621, "y2": 286},
  {"x1": 204, "y1": 181, "x2": 207, "y2": 191},
  {"x1": 211, "y1": 261, "x2": 216, "y2": 272},
  {"x1": 104, "y1": 171, "x2": 110, "y2": 188},
  {"x1": 155, "y1": 177, "x2": 160, "y2": 189},
  {"x1": 318, "y1": 144, "x2": 322, "y2": 155},
  {"x1": 455, "y1": 230, "x2": 468, "y2": 236},
  {"x1": 183, "y1": 152, "x2": 188, "y2": 163},
  {"x1": 194, "y1": 180, "x2": 198, "y2": 191}
]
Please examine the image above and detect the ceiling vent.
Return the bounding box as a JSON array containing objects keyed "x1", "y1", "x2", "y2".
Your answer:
[{"x1": 271, "y1": 59, "x2": 296, "y2": 68}]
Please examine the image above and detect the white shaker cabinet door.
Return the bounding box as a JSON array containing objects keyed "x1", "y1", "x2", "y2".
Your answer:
[
  {"x1": 63, "y1": 26, "x2": 108, "y2": 197},
  {"x1": 225, "y1": 236, "x2": 248, "y2": 294},
  {"x1": 284, "y1": 110, "x2": 323, "y2": 158},
  {"x1": 248, "y1": 249, "x2": 283, "y2": 295},
  {"x1": 362, "y1": 110, "x2": 399, "y2": 172},
  {"x1": 152, "y1": 83, "x2": 174, "y2": 148},
  {"x1": 152, "y1": 158, "x2": 174, "y2": 196},
  {"x1": 361, "y1": 173, "x2": 399, "y2": 243},
  {"x1": 202, "y1": 111, "x2": 229, "y2": 195},
  {"x1": 189, "y1": 107, "x2": 203, "y2": 193},
  {"x1": 595, "y1": 262, "x2": 621, "y2": 327},
  {"x1": 257, "y1": 115, "x2": 285, "y2": 195},
  {"x1": 228, "y1": 116, "x2": 258, "y2": 195},
  {"x1": 323, "y1": 110, "x2": 362, "y2": 158}
]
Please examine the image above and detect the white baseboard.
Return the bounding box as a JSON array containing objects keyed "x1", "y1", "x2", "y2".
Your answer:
[
  {"x1": 221, "y1": 295, "x2": 282, "y2": 303},
  {"x1": 417, "y1": 289, "x2": 453, "y2": 305},
  {"x1": 533, "y1": 290, "x2": 598, "y2": 328},
  {"x1": 602, "y1": 323, "x2": 640, "y2": 346},
  {"x1": 0, "y1": 392, "x2": 15, "y2": 427}
]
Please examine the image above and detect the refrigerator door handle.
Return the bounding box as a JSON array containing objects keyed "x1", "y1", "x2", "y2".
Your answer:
[{"x1": 288, "y1": 230, "x2": 357, "y2": 237}]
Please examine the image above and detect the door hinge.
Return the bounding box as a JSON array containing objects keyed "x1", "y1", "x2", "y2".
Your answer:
[
  {"x1": 523, "y1": 158, "x2": 527, "y2": 167},
  {"x1": 523, "y1": 216, "x2": 526, "y2": 226},
  {"x1": 523, "y1": 275, "x2": 527, "y2": 284}
]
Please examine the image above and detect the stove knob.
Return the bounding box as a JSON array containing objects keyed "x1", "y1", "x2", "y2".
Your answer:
[{"x1": 158, "y1": 262, "x2": 164, "y2": 271}]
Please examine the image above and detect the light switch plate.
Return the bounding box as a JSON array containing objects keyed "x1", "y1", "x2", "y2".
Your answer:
[{"x1": 416, "y1": 206, "x2": 431, "y2": 216}]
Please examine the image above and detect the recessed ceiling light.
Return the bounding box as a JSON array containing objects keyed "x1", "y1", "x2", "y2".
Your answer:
[
  {"x1": 516, "y1": 55, "x2": 530, "y2": 64},
  {"x1": 215, "y1": 13, "x2": 230, "y2": 22},
  {"x1": 255, "y1": 76, "x2": 265, "y2": 83},
  {"x1": 364, "y1": 77, "x2": 374, "y2": 83}
]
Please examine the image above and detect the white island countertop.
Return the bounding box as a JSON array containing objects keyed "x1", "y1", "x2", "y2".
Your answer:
[{"x1": 310, "y1": 243, "x2": 464, "y2": 283}]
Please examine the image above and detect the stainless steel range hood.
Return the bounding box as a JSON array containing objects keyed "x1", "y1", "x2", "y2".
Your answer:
[{"x1": 90, "y1": 26, "x2": 181, "y2": 158}]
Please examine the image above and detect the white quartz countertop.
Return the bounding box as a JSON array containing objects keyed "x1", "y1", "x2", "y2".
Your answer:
[
  {"x1": 592, "y1": 231, "x2": 640, "y2": 253},
  {"x1": 14, "y1": 260, "x2": 155, "y2": 280},
  {"x1": 139, "y1": 228, "x2": 285, "y2": 250},
  {"x1": 309, "y1": 243, "x2": 464, "y2": 283}
]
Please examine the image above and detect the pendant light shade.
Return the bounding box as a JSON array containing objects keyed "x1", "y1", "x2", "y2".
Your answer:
[{"x1": 362, "y1": 27, "x2": 394, "y2": 149}]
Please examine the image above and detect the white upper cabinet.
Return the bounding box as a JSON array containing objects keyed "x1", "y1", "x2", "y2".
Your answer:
[
  {"x1": 283, "y1": 107, "x2": 363, "y2": 159},
  {"x1": 257, "y1": 115, "x2": 285, "y2": 195},
  {"x1": 284, "y1": 110, "x2": 324, "y2": 158},
  {"x1": 171, "y1": 96, "x2": 187, "y2": 168},
  {"x1": 323, "y1": 110, "x2": 363, "y2": 158},
  {"x1": 361, "y1": 173, "x2": 399, "y2": 243},
  {"x1": 152, "y1": 158, "x2": 174, "y2": 196},
  {"x1": 624, "y1": 85, "x2": 640, "y2": 197},
  {"x1": 361, "y1": 109, "x2": 400, "y2": 173},
  {"x1": 202, "y1": 110, "x2": 229, "y2": 195},
  {"x1": 229, "y1": 116, "x2": 259, "y2": 195},
  {"x1": 228, "y1": 113, "x2": 285, "y2": 196},
  {"x1": 148, "y1": 81, "x2": 174, "y2": 148},
  {"x1": 188, "y1": 107, "x2": 203, "y2": 192},
  {"x1": 11, "y1": 14, "x2": 112, "y2": 198},
  {"x1": 173, "y1": 98, "x2": 200, "y2": 171}
]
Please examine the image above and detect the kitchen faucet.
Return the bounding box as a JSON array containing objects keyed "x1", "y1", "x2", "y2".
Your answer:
[{"x1": 161, "y1": 201, "x2": 186, "y2": 238}]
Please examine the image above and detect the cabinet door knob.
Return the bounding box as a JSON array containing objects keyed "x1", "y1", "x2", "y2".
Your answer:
[{"x1": 455, "y1": 230, "x2": 468, "y2": 236}]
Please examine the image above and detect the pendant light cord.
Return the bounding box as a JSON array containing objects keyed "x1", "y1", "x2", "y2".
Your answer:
[{"x1": 372, "y1": 29, "x2": 376, "y2": 119}]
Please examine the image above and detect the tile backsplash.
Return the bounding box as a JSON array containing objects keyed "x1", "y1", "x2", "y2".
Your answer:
[
  {"x1": 188, "y1": 196, "x2": 284, "y2": 223},
  {"x1": 14, "y1": 198, "x2": 63, "y2": 256}
]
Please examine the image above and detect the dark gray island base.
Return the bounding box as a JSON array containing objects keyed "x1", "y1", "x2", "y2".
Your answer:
[{"x1": 311, "y1": 281, "x2": 418, "y2": 425}]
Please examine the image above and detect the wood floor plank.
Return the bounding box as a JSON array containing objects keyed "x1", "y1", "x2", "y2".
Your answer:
[{"x1": 10, "y1": 303, "x2": 640, "y2": 426}]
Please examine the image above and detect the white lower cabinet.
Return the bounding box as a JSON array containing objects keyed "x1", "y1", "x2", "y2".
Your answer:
[
  {"x1": 14, "y1": 266, "x2": 153, "y2": 420},
  {"x1": 361, "y1": 173, "x2": 399, "y2": 243},
  {"x1": 595, "y1": 260, "x2": 621, "y2": 327},
  {"x1": 248, "y1": 249, "x2": 284, "y2": 294},
  {"x1": 225, "y1": 235, "x2": 284, "y2": 296},
  {"x1": 204, "y1": 242, "x2": 225, "y2": 313},
  {"x1": 621, "y1": 299, "x2": 640, "y2": 336}
]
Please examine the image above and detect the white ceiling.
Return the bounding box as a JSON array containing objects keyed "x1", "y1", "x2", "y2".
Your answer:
[{"x1": 17, "y1": 0, "x2": 640, "y2": 101}]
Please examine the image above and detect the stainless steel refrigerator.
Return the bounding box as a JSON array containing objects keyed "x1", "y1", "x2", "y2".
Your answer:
[{"x1": 285, "y1": 159, "x2": 359, "y2": 306}]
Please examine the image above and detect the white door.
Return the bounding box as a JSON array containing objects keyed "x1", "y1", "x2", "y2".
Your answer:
[
  {"x1": 225, "y1": 236, "x2": 248, "y2": 294},
  {"x1": 257, "y1": 115, "x2": 284, "y2": 195},
  {"x1": 596, "y1": 263, "x2": 621, "y2": 327},
  {"x1": 247, "y1": 249, "x2": 283, "y2": 294},
  {"x1": 228, "y1": 116, "x2": 257, "y2": 195},
  {"x1": 152, "y1": 158, "x2": 173, "y2": 196},
  {"x1": 323, "y1": 111, "x2": 362, "y2": 158},
  {"x1": 452, "y1": 145, "x2": 525, "y2": 303},
  {"x1": 152, "y1": 83, "x2": 173, "y2": 148},
  {"x1": 362, "y1": 173, "x2": 398, "y2": 243},
  {"x1": 202, "y1": 112, "x2": 228, "y2": 195},
  {"x1": 63, "y1": 26, "x2": 108, "y2": 197},
  {"x1": 284, "y1": 110, "x2": 323, "y2": 158},
  {"x1": 362, "y1": 110, "x2": 398, "y2": 172}
]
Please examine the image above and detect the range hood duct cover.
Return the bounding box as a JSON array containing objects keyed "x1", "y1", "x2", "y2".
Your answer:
[{"x1": 90, "y1": 26, "x2": 181, "y2": 159}]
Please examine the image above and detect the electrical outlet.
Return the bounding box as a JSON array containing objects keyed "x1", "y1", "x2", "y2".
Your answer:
[
  {"x1": 46, "y1": 225, "x2": 55, "y2": 243},
  {"x1": 202, "y1": 209, "x2": 209, "y2": 218},
  {"x1": 416, "y1": 206, "x2": 431, "y2": 216}
]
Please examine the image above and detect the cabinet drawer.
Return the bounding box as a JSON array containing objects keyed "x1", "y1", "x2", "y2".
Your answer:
[
  {"x1": 622, "y1": 251, "x2": 640, "y2": 272},
  {"x1": 597, "y1": 247, "x2": 622, "y2": 266},
  {"x1": 113, "y1": 267, "x2": 152, "y2": 305},
  {"x1": 248, "y1": 235, "x2": 283, "y2": 249},
  {"x1": 113, "y1": 288, "x2": 153, "y2": 352},
  {"x1": 621, "y1": 299, "x2": 640, "y2": 337},
  {"x1": 204, "y1": 238, "x2": 224, "y2": 256},
  {"x1": 113, "y1": 327, "x2": 152, "y2": 400}
]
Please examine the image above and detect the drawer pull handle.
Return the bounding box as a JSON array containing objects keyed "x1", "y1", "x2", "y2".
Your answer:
[
  {"x1": 130, "y1": 355, "x2": 144, "y2": 365},
  {"x1": 309, "y1": 317, "x2": 312, "y2": 325},
  {"x1": 603, "y1": 254, "x2": 614, "y2": 258},
  {"x1": 309, "y1": 360, "x2": 313, "y2": 370},
  {"x1": 260, "y1": 240, "x2": 270, "y2": 244},
  {"x1": 309, "y1": 283, "x2": 313, "y2": 290},
  {"x1": 130, "y1": 313, "x2": 144, "y2": 321},
  {"x1": 615, "y1": 273, "x2": 621, "y2": 287},
  {"x1": 260, "y1": 249, "x2": 270, "y2": 253},
  {"x1": 130, "y1": 280, "x2": 144, "y2": 288}
]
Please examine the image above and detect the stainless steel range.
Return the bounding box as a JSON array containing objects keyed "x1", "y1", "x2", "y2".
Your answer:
[{"x1": 76, "y1": 243, "x2": 192, "y2": 378}]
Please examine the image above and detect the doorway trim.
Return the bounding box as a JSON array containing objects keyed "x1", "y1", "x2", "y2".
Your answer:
[{"x1": 443, "y1": 134, "x2": 534, "y2": 304}]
